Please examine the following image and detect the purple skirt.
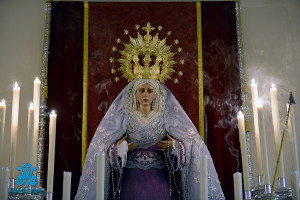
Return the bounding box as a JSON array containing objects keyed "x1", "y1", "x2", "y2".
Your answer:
[
  {"x1": 108, "y1": 146, "x2": 180, "y2": 200},
  {"x1": 120, "y1": 167, "x2": 173, "y2": 200}
]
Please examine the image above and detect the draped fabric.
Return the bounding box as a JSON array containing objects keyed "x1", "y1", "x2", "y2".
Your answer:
[{"x1": 46, "y1": 2, "x2": 241, "y2": 199}]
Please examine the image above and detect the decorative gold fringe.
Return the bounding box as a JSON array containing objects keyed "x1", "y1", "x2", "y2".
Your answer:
[{"x1": 237, "y1": 0, "x2": 251, "y2": 133}]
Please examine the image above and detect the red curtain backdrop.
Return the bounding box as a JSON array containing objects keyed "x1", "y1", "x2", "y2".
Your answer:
[
  {"x1": 202, "y1": 2, "x2": 242, "y2": 198},
  {"x1": 47, "y1": 2, "x2": 241, "y2": 199},
  {"x1": 87, "y1": 3, "x2": 200, "y2": 145},
  {"x1": 47, "y1": 2, "x2": 83, "y2": 199}
]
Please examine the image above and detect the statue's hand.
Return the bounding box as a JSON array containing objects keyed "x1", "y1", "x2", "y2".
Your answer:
[
  {"x1": 118, "y1": 135, "x2": 137, "y2": 151},
  {"x1": 156, "y1": 134, "x2": 174, "y2": 151},
  {"x1": 128, "y1": 142, "x2": 137, "y2": 151},
  {"x1": 118, "y1": 135, "x2": 128, "y2": 146}
]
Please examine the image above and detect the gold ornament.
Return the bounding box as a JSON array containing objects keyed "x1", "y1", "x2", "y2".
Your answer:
[{"x1": 111, "y1": 22, "x2": 183, "y2": 83}]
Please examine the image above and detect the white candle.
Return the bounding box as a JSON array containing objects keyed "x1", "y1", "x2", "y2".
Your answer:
[
  {"x1": 0, "y1": 100, "x2": 6, "y2": 168},
  {"x1": 200, "y1": 155, "x2": 208, "y2": 200},
  {"x1": 237, "y1": 112, "x2": 251, "y2": 191},
  {"x1": 47, "y1": 111, "x2": 57, "y2": 193},
  {"x1": 96, "y1": 153, "x2": 105, "y2": 200},
  {"x1": 27, "y1": 103, "x2": 35, "y2": 164},
  {"x1": 288, "y1": 104, "x2": 299, "y2": 172},
  {"x1": 62, "y1": 171, "x2": 72, "y2": 200},
  {"x1": 10, "y1": 82, "x2": 20, "y2": 178},
  {"x1": 291, "y1": 171, "x2": 299, "y2": 200},
  {"x1": 250, "y1": 79, "x2": 263, "y2": 175},
  {"x1": 233, "y1": 172, "x2": 243, "y2": 200},
  {"x1": 97, "y1": 153, "x2": 105, "y2": 200},
  {"x1": 270, "y1": 84, "x2": 285, "y2": 178},
  {"x1": 0, "y1": 167, "x2": 9, "y2": 200},
  {"x1": 33, "y1": 77, "x2": 41, "y2": 167},
  {"x1": 257, "y1": 101, "x2": 270, "y2": 184}
]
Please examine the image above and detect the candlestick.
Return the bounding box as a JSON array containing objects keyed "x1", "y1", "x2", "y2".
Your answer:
[
  {"x1": 0, "y1": 167, "x2": 9, "y2": 200},
  {"x1": 233, "y1": 172, "x2": 243, "y2": 200},
  {"x1": 270, "y1": 97, "x2": 293, "y2": 199},
  {"x1": 0, "y1": 100, "x2": 6, "y2": 168},
  {"x1": 291, "y1": 171, "x2": 299, "y2": 200},
  {"x1": 250, "y1": 79, "x2": 263, "y2": 177},
  {"x1": 200, "y1": 155, "x2": 208, "y2": 200},
  {"x1": 27, "y1": 103, "x2": 35, "y2": 164},
  {"x1": 237, "y1": 112, "x2": 251, "y2": 192},
  {"x1": 97, "y1": 153, "x2": 105, "y2": 200},
  {"x1": 257, "y1": 101, "x2": 270, "y2": 185},
  {"x1": 46, "y1": 192, "x2": 53, "y2": 200},
  {"x1": 288, "y1": 103, "x2": 299, "y2": 173},
  {"x1": 270, "y1": 84, "x2": 285, "y2": 179},
  {"x1": 33, "y1": 77, "x2": 41, "y2": 167},
  {"x1": 62, "y1": 171, "x2": 72, "y2": 200},
  {"x1": 47, "y1": 111, "x2": 57, "y2": 193},
  {"x1": 10, "y1": 82, "x2": 20, "y2": 179}
]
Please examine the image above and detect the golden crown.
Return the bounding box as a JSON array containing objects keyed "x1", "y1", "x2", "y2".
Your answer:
[{"x1": 110, "y1": 22, "x2": 184, "y2": 83}]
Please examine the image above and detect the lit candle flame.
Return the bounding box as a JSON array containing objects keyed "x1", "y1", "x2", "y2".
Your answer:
[
  {"x1": 51, "y1": 110, "x2": 56, "y2": 115},
  {"x1": 14, "y1": 82, "x2": 19, "y2": 88},
  {"x1": 272, "y1": 83, "x2": 275, "y2": 88},
  {"x1": 251, "y1": 79, "x2": 255, "y2": 84},
  {"x1": 1, "y1": 99, "x2": 5, "y2": 104},
  {"x1": 34, "y1": 77, "x2": 41, "y2": 83}
]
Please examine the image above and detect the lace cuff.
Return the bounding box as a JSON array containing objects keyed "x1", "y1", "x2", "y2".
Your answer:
[
  {"x1": 168, "y1": 139, "x2": 186, "y2": 171},
  {"x1": 117, "y1": 140, "x2": 128, "y2": 168},
  {"x1": 107, "y1": 143, "x2": 121, "y2": 173}
]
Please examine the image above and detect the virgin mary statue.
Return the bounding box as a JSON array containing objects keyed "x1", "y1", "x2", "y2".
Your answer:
[{"x1": 75, "y1": 23, "x2": 224, "y2": 200}]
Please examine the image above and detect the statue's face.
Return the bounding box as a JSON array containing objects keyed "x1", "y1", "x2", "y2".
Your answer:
[{"x1": 136, "y1": 83, "x2": 155, "y2": 107}]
